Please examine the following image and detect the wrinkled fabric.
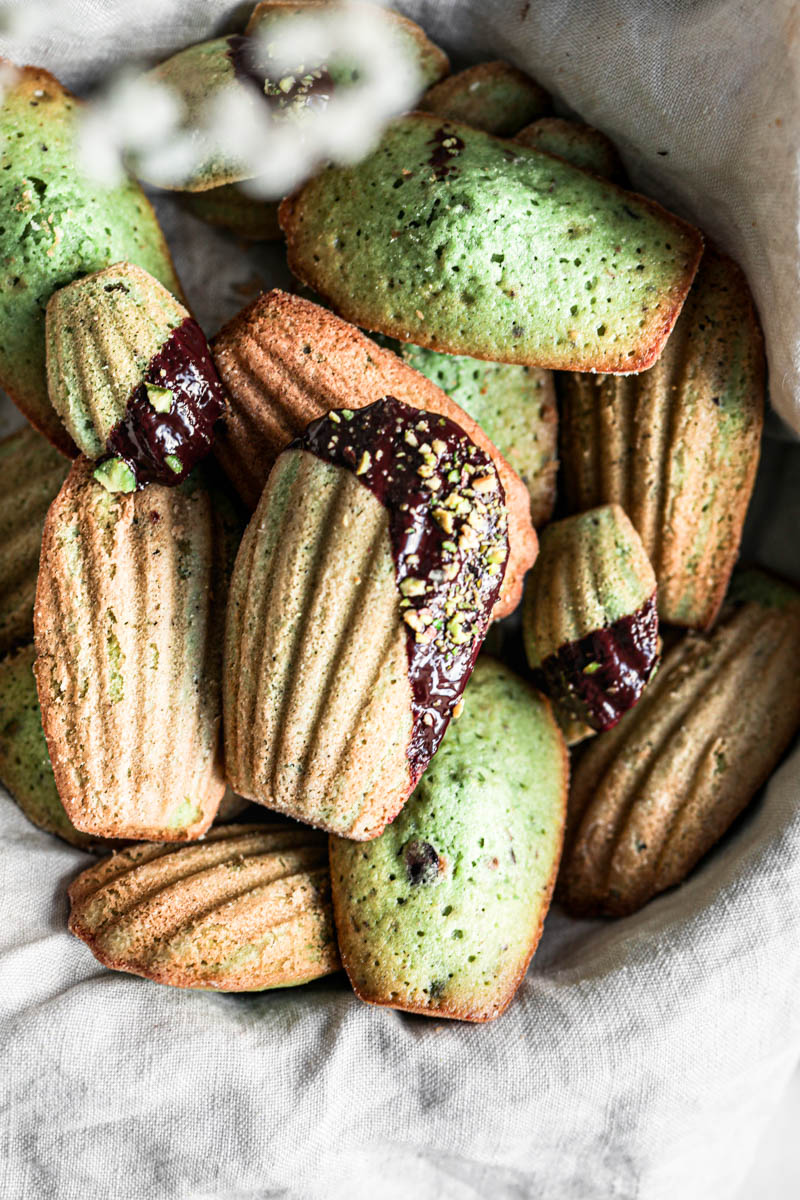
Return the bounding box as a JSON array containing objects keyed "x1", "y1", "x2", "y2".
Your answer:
[{"x1": 1, "y1": 2, "x2": 799, "y2": 1198}]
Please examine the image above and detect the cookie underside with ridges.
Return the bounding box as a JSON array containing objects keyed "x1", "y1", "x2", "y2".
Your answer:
[
  {"x1": 225, "y1": 451, "x2": 415, "y2": 839},
  {"x1": 559, "y1": 571, "x2": 800, "y2": 916},
  {"x1": 34, "y1": 459, "x2": 226, "y2": 841},
  {"x1": 211, "y1": 288, "x2": 536, "y2": 619},
  {"x1": 375, "y1": 337, "x2": 558, "y2": 527},
  {"x1": 330, "y1": 658, "x2": 568, "y2": 1021},
  {"x1": 0, "y1": 64, "x2": 183, "y2": 453},
  {"x1": 0, "y1": 643, "x2": 114, "y2": 849},
  {"x1": 420, "y1": 60, "x2": 550, "y2": 135},
  {"x1": 46, "y1": 262, "x2": 188, "y2": 458},
  {"x1": 523, "y1": 504, "x2": 658, "y2": 732},
  {"x1": 0, "y1": 425, "x2": 70, "y2": 656},
  {"x1": 68, "y1": 824, "x2": 340, "y2": 989},
  {"x1": 558, "y1": 247, "x2": 764, "y2": 629},
  {"x1": 280, "y1": 111, "x2": 703, "y2": 372}
]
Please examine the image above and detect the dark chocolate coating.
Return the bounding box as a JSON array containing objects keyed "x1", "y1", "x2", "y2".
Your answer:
[
  {"x1": 106, "y1": 318, "x2": 226, "y2": 488},
  {"x1": 532, "y1": 592, "x2": 659, "y2": 731},
  {"x1": 227, "y1": 34, "x2": 335, "y2": 114},
  {"x1": 427, "y1": 127, "x2": 466, "y2": 181},
  {"x1": 296, "y1": 396, "x2": 509, "y2": 780}
]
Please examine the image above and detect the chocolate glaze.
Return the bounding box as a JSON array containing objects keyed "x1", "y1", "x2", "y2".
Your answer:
[
  {"x1": 296, "y1": 396, "x2": 509, "y2": 781},
  {"x1": 427, "y1": 127, "x2": 466, "y2": 181},
  {"x1": 532, "y1": 592, "x2": 659, "y2": 731},
  {"x1": 227, "y1": 34, "x2": 335, "y2": 115},
  {"x1": 105, "y1": 318, "x2": 226, "y2": 489}
]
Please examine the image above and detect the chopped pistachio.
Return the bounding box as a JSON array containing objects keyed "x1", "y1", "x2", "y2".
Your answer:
[
  {"x1": 164, "y1": 453, "x2": 183, "y2": 475},
  {"x1": 93, "y1": 457, "x2": 136, "y2": 494},
  {"x1": 433, "y1": 507, "x2": 454, "y2": 534},
  {"x1": 145, "y1": 383, "x2": 173, "y2": 413},
  {"x1": 355, "y1": 450, "x2": 371, "y2": 475},
  {"x1": 472, "y1": 474, "x2": 495, "y2": 493},
  {"x1": 417, "y1": 462, "x2": 435, "y2": 479},
  {"x1": 432, "y1": 439, "x2": 447, "y2": 458},
  {"x1": 400, "y1": 577, "x2": 427, "y2": 597}
]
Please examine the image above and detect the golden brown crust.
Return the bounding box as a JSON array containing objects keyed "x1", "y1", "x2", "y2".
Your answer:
[
  {"x1": 212, "y1": 289, "x2": 536, "y2": 619},
  {"x1": 34, "y1": 459, "x2": 226, "y2": 841},
  {"x1": 558, "y1": 247, "x2": 764, "y2": 630},
  {"x1": 68, "y1": 824, "x2": 341, "y2": 990}
]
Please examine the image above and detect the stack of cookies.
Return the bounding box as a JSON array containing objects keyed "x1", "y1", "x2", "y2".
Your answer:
[{"x1": 0, "y1": 5, "x2": 795, "y2": 1024}]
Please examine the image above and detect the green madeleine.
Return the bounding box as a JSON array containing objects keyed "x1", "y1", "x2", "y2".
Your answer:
[
  {"x1": 330, "y1": 658, "x2": 567, "y2": 1022},
  {"x1": 281, "y1": 111, "x2": 703, "y2": 372},
  {"x1": 0, "y1": 66, "x2": 182, "y2": 453}
]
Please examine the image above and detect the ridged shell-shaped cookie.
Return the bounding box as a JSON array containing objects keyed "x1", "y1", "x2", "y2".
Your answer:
[
  {"x1": 34, "y1": 459, "x2": 226, "y2": 840},
  {"x1": 0, "y1": 643, "x2": 113, "y2": 849},
  {"x1": 180, "y1": 187, "x2": 282, "y2": 241},
  {"x1": 68, "y1": 824, "x2": 340, "y2": 989},
  {"x1": 46, "y1": 263, "x2": 226, "y2": 489},
  {"x1": 0, "y1": 65, "x2": 182, "y2": 454},
  {"x1": 330, "y1": 658, "x2": 568, "y2": 1021},
  {"x1": 374, "y1": 338, "x2": 558, "y2": 528},
  {"x1": 225, "y1": 452, "x2": 413, "y2": 840},
  {"x1": 0, "y1": 425, "x2": 70, "y2": 656},
  {"x1": 559, "y1": 571, "x2": 800, "y2": 917},
  {"x1": 514, "y1": 117, "x2": 625, "y2": 182},
  {"x1": 211, "y1": 289, "x2": 536, "y2": 619},
  {"x1": 523, "y1": 504, "x2": 658, "y2": 732},
  {"x1": 558, "y1": 248, "x2": 764, "y2": 630},
  {"x1": 225, "y1": 398, "x2": 509, "y2": 839},
  {"x1": 420, "y1": 60, "x2": 551, "y2": 135}
]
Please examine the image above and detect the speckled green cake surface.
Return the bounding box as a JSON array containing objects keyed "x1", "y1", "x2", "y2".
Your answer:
[
  {"x1": 330, "y1": 657, "x2": 567, "y2": 1021},
  {"x1": 281, "y1": 112, "x2": 703, "y2": 372},
  {"x1": 0, "y1": 643, "x2": 103, "y2": 848},
  {"x1": 0, "y1": 66, "x2": 183, "y2": 454}
]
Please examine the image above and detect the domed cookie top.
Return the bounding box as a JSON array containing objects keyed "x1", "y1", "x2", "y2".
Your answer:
[
  {"x1": 0, "y1": 643, "x2": 116, "y2": 850},
  {"x1": 330, "y1": 657, "x2": 568, "y2": 1021},
  {"x1": 280, "y1": 111, "x2": 703, "y2": 373},
  {"x1": 420, "y1": 60, "x2": 551, "y2": 135},
  {"x1": 559, "y1": 570, "x2": 800, "y2": 917},
  {"x1": 514, "y1": 116, "x2": 626, "y2": 183},
  {"x1": 0, "y1": 64, "x2": 182, "y2": 454},
  {"x1": 558, "y1": 247, "x2": 764, "y2": 629},
  {"x1": 68, "y1": 824, "x2": 340, "y2": 990},
  {"x1": 0, "y1": 425, "x2": 70, "y2": 657},
  {"x1": 46, "y1": 263, "x2": 226, "y2": 492},
  {"x1": 34, "y1": 459, "x2": 227, "y2": 841},
  {"x1": 224, "y1": 396, "x2": 509, "y2": 839},
  {"x1": 523, "y1": 504, "x2": 659, "y2": 732},
  {"x1": 211, "y1": 289, "x2": 536, "y2": 619}
]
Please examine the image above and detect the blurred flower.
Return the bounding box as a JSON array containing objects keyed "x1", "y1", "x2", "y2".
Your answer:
[{"x1": 73, "y1": 0, "x2": 422, "y2": 196}]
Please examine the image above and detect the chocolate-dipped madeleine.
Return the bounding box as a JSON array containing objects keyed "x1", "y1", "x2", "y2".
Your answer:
[
  {"x1": 212, "y1": 289, "x2": 536, "y2": 619},
  {"x1": 373, "y1": 339, "x2": 558, "y2": 528},
  {"x1": 560, "y1": 570, "x2": 800, "y2": 917},
  {"x1": 46, "y1": 263, "x2": 226, "y2": 492},
  {"x1": 0, "y1": 425, "x2": 70, "y2": 657},
  {"x1": 559, "y1": 248, "x2": 764, "y2": 630},
  {"x1": 523, "y1": 504, "x2": 659, "y2": 732},
  {"x1": 68, "y1": 825, "x2": 340, "y2": 989},
  {"x1": 0, "y1": 643, "x2": 114, "y2": 849},
  {"x1": 34, "y1": 459, "x2": 226, "y2": 841},
  {"x1": 224, "y1": 397, "x2": 509, "y2": 840},
  {"x1": 138, "y1": 7, "x2": 448, "y2": 192}
]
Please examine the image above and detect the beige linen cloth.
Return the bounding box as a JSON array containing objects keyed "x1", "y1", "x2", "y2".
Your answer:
[{"x1": 1, "y1": 2, "x2": 799, "y2": 1197}]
